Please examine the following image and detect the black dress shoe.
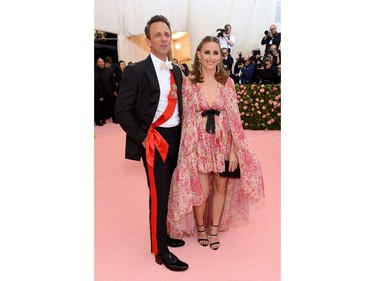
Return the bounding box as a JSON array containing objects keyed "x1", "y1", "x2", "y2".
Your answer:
[
  {"x1": 167, "y1": 235, "x2": 185, "y2": 247},
  {"x1": 155, "y1": 252, "x2": 188, "y2": 271}
]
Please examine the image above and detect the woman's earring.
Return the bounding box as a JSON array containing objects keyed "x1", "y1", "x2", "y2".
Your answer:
[
  {"x1": 216, "y1": 62, "x2": 221, "y2": 74},
  {"x1": 198, "y1": 59, "x2": 202, "y2": 76}
]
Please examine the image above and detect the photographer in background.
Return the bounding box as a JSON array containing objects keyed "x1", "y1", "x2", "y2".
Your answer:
[
  {"x1": 252, "y1": 56, "x2": 264, "y2": 84},
  {"x1": 232, "y1": 52, "x2": 244, "y2": 84},
  {"x1": 252, "y1": 49, "x2": 262, "y2": 64},
  {"x1": 261, "y1": 24, "x2": 281, "y2": 55},
  {"x1": 221, "y1": 47, "x2": 234, "y2": 77},
  {"x1": 258, "y1": 57, "x2": 279, "y2": 84},
  {"x1": 266, "y1": 44, "x2": 281, "y2": 66},
  {"x1": 237, "y1": 54, "x2": 256, "y2": 85},
  {"x1": 217, "y1": 24, "x2": 236, "y2": 55}
]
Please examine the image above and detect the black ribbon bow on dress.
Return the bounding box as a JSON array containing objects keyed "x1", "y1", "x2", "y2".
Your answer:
[{"x1": 201, "y1": 109, "x2": 220, "y2": 134}]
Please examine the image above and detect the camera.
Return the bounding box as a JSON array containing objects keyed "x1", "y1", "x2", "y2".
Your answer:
[
  {"x1": 237, "y1": 52, "x2": 244, "y2": 64},
  {"x1": 265, "y1": 49, "x2": 273, "y2": 56},
  {"x1": 264, "y1": 30, "x2": 269, "y2": 35},
  {"x1": 252, "y1": 49, "x2": 261, "y2": 58},
  {"x1": 216, "y1": 27, "x2": 227, "y2": 38}
]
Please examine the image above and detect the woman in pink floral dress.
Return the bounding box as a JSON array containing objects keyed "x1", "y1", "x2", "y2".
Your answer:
[{"x1": 167, "y1": 36, "x2": 264, "y2": 250}]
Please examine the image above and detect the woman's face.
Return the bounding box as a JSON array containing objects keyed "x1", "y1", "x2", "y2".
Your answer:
[
  {"x1": 197, "y1": 41, "x2": 221, "y2": 72},
  {"x1": 119, "y1": 61, "x2": 125, "y2": 70}
]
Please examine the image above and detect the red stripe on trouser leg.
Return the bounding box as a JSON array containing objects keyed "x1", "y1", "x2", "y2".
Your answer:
[{"x1": 148, "y1": 165, "x2": 158, "y2": 254}]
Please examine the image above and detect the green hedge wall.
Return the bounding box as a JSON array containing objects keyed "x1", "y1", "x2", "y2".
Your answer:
[{"x1": 236, "y1": 83, "x2": 281, "y2": 130}]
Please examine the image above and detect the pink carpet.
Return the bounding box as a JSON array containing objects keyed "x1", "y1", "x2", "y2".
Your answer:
[{"x1": 95, "y1": 120, "x2": 280, "y2": 281}]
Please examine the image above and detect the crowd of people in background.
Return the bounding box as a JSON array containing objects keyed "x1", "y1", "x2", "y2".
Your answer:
[
  {"x1": 222, "y1": 23, "x2": 281, "y2": 85},
  {"x1": 95, "y1": 23, "x2": 281, "y2": 126}
]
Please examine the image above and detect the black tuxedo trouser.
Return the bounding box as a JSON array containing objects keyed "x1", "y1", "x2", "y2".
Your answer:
[{"x1": 141, "y1": 125, "x2": 180, "y2": 256}]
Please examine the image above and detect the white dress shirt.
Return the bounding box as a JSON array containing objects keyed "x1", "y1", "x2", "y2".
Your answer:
[
  {"x1": 150, "y1": 53, "x2": 180, "y2": 127},
  {"x1": 219, "y1": 34, "x2": 236, "y2": 53}
]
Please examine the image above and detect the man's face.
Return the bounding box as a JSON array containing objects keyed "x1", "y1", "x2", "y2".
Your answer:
[
  {"x1": 146, "y1": 21, "x2": 171, "y2": 61},
  {"x1": 221, "y1": 49, "x2": 228, "y2": 58},
  {"x1": 270, "y1": 25, "x2": 277, "y2": 35},
  {"x1": 264, "y1": 61, "x2": 272, "y2": 69},
  {"x1": 224, "y1": 26, "x2": 231, "y2": 34},
  {"x1": 97, "y1": 59, "x2": 104, "y2": 69}
]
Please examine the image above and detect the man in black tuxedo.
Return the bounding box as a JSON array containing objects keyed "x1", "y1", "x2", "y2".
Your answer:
[{"x1": 115, "y1": 15, "x2": 188, "y2": 272}]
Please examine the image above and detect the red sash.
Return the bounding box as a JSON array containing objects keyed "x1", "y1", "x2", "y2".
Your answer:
[{"x1": 145, "y1": 70, "x2": 178, "y2": 254}]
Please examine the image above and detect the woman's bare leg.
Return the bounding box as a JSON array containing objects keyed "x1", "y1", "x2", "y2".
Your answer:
[
  {"x1": 193, "y1": 173, "x2": 210, "y2": 246},
  {"x1": 210, "y1": 174, "x2": 228, "y2": 250}
]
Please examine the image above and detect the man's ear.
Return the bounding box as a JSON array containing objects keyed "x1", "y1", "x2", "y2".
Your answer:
[{"x1": 145, "y1": 38, "x2": 152, "y2": 48}]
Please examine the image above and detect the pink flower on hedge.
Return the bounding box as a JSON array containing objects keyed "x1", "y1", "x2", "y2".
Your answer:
[
  {"x1": 259, "y1": 88, "x2": 265, "y2": 93},
  {"x1": 243, "y1": 106, "x2": 248, "y2": 110},
  {"x1": 246, "y1": 113, "x2": 249, "y2": 116},
  {"x1": 271, "y1": 108, "x2": 275, "y2": 112},
  {"x1": 260, "y1": 99, "x2": 264, "y2": 103},
  {"x1": 273, "y1": 87, "x2": 278, "y2": 91},
  {"x1": 277, "y1": 113, "x2": 281, "y2": 116},
  {"x1": 273, "y1": 101, "x2": 277, "y2": 106},
  {"x1": 277, "y1": 103, "x2": 281, "y2": 107},
  {"x1": 266, "y1": 112, "x2": 270, "y2": 116},
  {"x1": 251, "y1": 108, "x2": 255, "y2": 111},
  {"x1": 266, "y1": 91, "x2": 269, "y2": 95},
  {"x1": 262, "y1": 106, "x2": 266, "y2": 109},
  {"x1": 267, "y1": 119, "x2": 274, "y2": 124},
  {"x1": 237, "y1": 95, "x2": 240, "y2": 99},
  {"x1": 244, "y1": 100, "x2": 249, "y2": 104},
  {"x1": 240, "y1": 85, "x2": 244, "y2": 89},
  {"x1": 262, "y1": 114, "x2": 266, "y2": 118},
  {"x1": 241, "y1": 112, "x2": 245, "y2": 115},
  {"x1": 245, "y1": 123, "x2": 249, "y2": 126},
  {"x1": 255, "y1": 103, "x2": 258, "y2": 107},
  {"x1": 251, "y1": 84, "x2": 255, "y2": 90},
  {"x1": 253, "y1": 91, "x2": 257, "y2": 95},
  {"x1": 269, "y1": 100, "x2": 274, "y2": 105},
  {"x1": 240, "y1": 99, "x2": 243, "y2": 102},
  {"x1": 257, "y1": 110, "x2": 261, "y2": 114},
  {"x1": 255, "y1": 98, "x2": 259, "y2": 102}
]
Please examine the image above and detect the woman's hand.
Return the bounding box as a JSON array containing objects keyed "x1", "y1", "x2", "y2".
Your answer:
[
  {"x1": 229, "y1": 141, "x2": 238, "y2": 172},
  {"x1": 229, "y1": 152, "x2": 238, "y2": 172}
]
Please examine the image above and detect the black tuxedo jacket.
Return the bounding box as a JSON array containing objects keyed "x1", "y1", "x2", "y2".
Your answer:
[{"x1": 115, "y1": 55, "x2": 183, "y2": 161}]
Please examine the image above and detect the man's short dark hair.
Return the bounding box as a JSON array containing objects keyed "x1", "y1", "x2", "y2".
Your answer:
[
  {"x1": 105, "y1": 56, "x2": 113, "y2": 64},
  {"x1": 144, "y1": 15, "x2": 171, "y2": 39}
]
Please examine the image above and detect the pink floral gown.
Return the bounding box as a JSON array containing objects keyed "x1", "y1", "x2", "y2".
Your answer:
[{"x1": 167, "y1": 77, "x2": 264, "y2": 238}]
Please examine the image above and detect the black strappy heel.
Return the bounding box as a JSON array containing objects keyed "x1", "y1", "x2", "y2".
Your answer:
[
  {"x1": 209, "y1": 224, "x2": 220, "y2": 250},
  {"x1": 196, "y1": 223, "x2": 208, "y2": 247}
]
